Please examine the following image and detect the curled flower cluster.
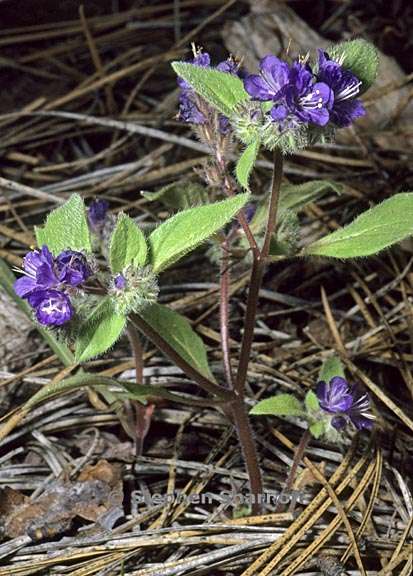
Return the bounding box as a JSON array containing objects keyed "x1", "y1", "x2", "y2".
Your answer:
[
  {"x1": 88, "y1": 199, "x2": 109, "y2": 231},
  {"x1": 14, "y1": 246, "x2": 91, "y2": 326},
  {"x1": 177, "y1": 48, "x2": 239, "y2": 133},
  {"x1": 244, "y1": 50, "x2": 365, "y2": 129},
  {"x1": 316, "y1": 376, "x2": 374, "y2": 431}
]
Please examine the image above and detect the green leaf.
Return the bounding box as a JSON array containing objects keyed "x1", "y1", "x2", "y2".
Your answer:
[
  {"x1": 309, "y1": 421, "x2": 326, "y2": 439},
  {"x1": 235, "y1": 139, "x2": 260, "y2": 191},
  {"x1": 250, "y1": 394, "x2": 304, "y2": 416},
  {"x1": 279, "y1": 180, "x2": 343, "y2": 215},
  {"x1": 75, "y1": 298, "x2": 126, "y2": 362},
  {"x1": 110, "y1": 213, "x2": 147, "y2": 273},
  {"x1": 305, "y1": 193, "x2": 413, "y2": 259},
  {"x1": 327, "y1": 39, "x2": 379, "y2": 94},
  {"x1": 172, "y1": 62, "x2": 249, "y2": 116},
  {"x1": 149, "y1": 193, "x2": 249, "y2": 273},
  {"x1": 35, "y1": 194, "x2": 91, "y2": 254},
  {"x1": 139, "y1": 303, "x2": 215, "y2": 382},
  {"x1": 305, "y1": 390, "x2": 320, "y2": 412},
  {"x1": 319, "y1": 356, "x2": 346, "y2": 382},
  {"x1": 142, "y1": 180, "x2": 209, "y2": 211}
]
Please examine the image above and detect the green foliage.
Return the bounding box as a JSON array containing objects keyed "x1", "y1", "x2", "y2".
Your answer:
[
  {"x1": 319, "y1": 356, "x2": 346, "y2": 382},
  {"x1": 305, "y1": 193, "x2": 413, "y2": 258},
  {"x1": 279, "y1": 180, "x2": 343, "y2": 215},
  {"x1": 172, "y1": 62, "x2": 250, "y2": 116},
  {"x1": 139, "y1": 303, "x2": 215, "y2": 382},
  {"x1": 235, "y1": 139, "x2": 260, "y2": 191},
  {"x1": 309, "y1": 421, "x2": 326, "y2": 439},
  {"x1": 305, "y1": 390, "x2": 320, "y2": 412},
  {"x1": 35, "y1": 194, "x2": 91, "y2": 254},
  {"x1": 142, "y1": 180, "x2": 209, "y2": 211},
  {"x1": 149, "y1": 193, "x2": 249, "y2": 272},
  {"x1": 75, "y1": 298, "x2": 126, "y2": 362},
  {"x1": 327, "y1": 39, "x2": 379, "y2": 94},
  {"x1": 250, "y1": 394, "x2": 304, "y2": 416},
  {"x1": 110, "y1": 213, "x2": 147, "y2": 273}
]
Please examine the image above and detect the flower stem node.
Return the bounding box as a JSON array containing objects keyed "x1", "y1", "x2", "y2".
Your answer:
[{"x1": 109, "y1": 265, "x2": 159, "y2": 315}]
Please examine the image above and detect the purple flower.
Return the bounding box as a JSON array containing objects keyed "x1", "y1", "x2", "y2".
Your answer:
[
  {"x1": 281, "y1": 62, "x2": 333, "y2": 126},
  {"x1": 114, "y1": 273, "x2": 127, "y2": 290},
  {"x1": 316, "y1": 376, "x2": 374, "y2": 431},
  {"x1": 244, "y1": 55, "x2": 290, "y2": 101},
  {"x1": 244, "y1": 55, "x2": 333, "y2": 127},
  {"x1": 88, "y1": 199, "x2": 109, "y2": 230},
  {"x1": 33, "y1": 290, "x2": 74, "y2": 326},
  {"x1": 316, "y1": 50, "x2": 365, "y2": 127},
  {"x1": 56, "y1": 250, "x2": 91, "y2": 287},
  {"x1": 348, "y1": 386, "x2": 375, "y2": 430},
  {"x1": 317, "y1": 377, "x2": 354, "y2": 414},
  {"x1": 14, "y1": 246, "x2": 59, "y2": 299}
]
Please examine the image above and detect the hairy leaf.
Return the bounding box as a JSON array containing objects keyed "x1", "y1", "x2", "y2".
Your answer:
[
  {"x1": 305, "y1": 193, "x2": 413, "y2": 258},
  {"x1": 75, "y1": 298, "x2": 126, "y2": 362},
  {"x1": 142, "y1": 181, "x2": 209, "y2": 211},
  {"x1": 305, "y1": 390, "x2": 320, "y2": 412},
  {"x1": 139, "y1": 303, "x2": 215, "y2": 382},
  {"x1": 328, "y1": 39, "x2": 379, "y2": 94},
  {"x1": 172, "y1": 62, "x2": 249, "y2": 116},
  {"x1": 319, "y1": 356, "x2": 346, "y2": 382},
  {"x1": 35, "y1": 194, "x2": 91, "y2": 254},
  {"x1": 110, "y1": 213, "x2": 147, "y2": 273},
  {"x1": 250, "y1": 394, "x2": 304, "y2": 416},
  {"x1": 149, "y1": 193, "x2": 249, "y2": 272},
  {"x1": 309, "y1": 421, "x2": 326, "y2": 439},
  {"x1": 279, "y1": 180, "x2": 342, "y2": 214},
  {"x1": 235, "y1": 139, "x2": 260, "y2": 191}
]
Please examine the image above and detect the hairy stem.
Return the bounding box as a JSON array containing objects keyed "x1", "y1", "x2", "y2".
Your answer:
[
  {"x1": 126, "y1": 323, "x2": 148, "y2": 456},
  {"x1": 235, "y1": 149, "x2": 284, "y2": 395},
  {"x1": 231, "y1": 398, "x2": 263, "y2": 514},
  {"x1": 220, "y1": 239, "x2": 234, "y2": 388}
]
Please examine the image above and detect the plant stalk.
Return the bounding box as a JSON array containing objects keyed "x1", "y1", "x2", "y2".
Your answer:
[
  {"x1": 220, "y1": 239, "x2": 234, "y2": 388},
  {"x1": 235, "y1": 148, "x2": 283, "y2": 395}
]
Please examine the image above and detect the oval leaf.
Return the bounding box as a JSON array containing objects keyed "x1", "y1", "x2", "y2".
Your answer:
[
  {"x1": 305, "y1": 390, "x2": 320, "y2": 413},
  {"x1": 235, "y1": 139, "x2": 260, "y2": 191},
  {"x1": 75, "y1": 298, "x2": 126, "y2": 362},
  {"x1": 279, "y1": 180, "x2": 342, "y2": 215},
  {"x1": 142, "y1": 180, "x2": 209, "y2": 211},
  {"x1": 110, "y1": 213, "x2": 147, "y2": 273},
  {"x1": 35, "y1": 194, "x2": 91, "y2": 255},
  {"x1": 172, "y1": 62, "x2": 249, "y2": 116},
  {"x1": 139, "y1": 303, "x2": 215, "y2": 382},
  {"x1": 319, "y1": 356, "x2": 345, "y2": 383},
  {"x1": 250, "y1": 394, "x2": 304, "y2": 416},
  {"x1": 305, "y1": 192, "x2": 413, "y2": 258},
  {"x1": 149, "y1": 193, "x2": 249, "y2": 273},
  {"x1": 309, "y1": 421, "x2": 326, "y2": 439}
]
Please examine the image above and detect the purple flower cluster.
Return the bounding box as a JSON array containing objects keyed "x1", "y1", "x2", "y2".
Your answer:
[
  {"x1": 177, "y1": 50, "x2": 239, "y2": 132},
  {"x1": 316, "y1": 376, "x2": 374, "y2": 431},
  {"x1": 244, "y1": 50, "x2": 365, "y2": 128},
  {"x1": 14, "y1": 246, "x2": 91, "y2": 326}
]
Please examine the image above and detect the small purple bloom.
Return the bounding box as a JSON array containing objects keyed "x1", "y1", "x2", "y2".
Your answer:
[
  {"x1": 281, "y1": 62, "x2": 333, "y2": 126},
  {"x1": 244, "y1": 55, "x2": 290, "y2": 101},
  {"x1": 56, "y1": 250, "x2": 91, "y2": 287},
  {"x1": 217, "y1": 58, "x2": 238, "y2": 75},
  {"x1": 316, "y1": 376, "x2": 374, "y2": 431},
  {"x1": 178, "y1": 91, "x2": 206, "y2": 124},
  {"x1": 114, "y1": 273, "x2": 127, "y2": 290},
  {"x1": 317, "y1": 377, "x2": 354, "y2": 414},
  {"x1": 14, "y1": 246, "x2": 59, "y2": 299},
  {"x1": 88, "y1": 199, "x2": 109, "y2": 230},
  {"x1": 316, "y1": 50, "x2": 365, "y2": 127},
  {"x1": 348, "y1": 386, "x2": 375, "y2": 430},
  {"x1": 34, "y1": 290, "x2": 74, "y2": 326},
  {"x1": 244, "y1": 56, "x2": 333, "y2": 127}
]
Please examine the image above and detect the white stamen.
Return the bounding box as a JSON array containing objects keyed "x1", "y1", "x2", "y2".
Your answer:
[{"x1": 337, "y1": 80, "x2": 362, "y2": 101}]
